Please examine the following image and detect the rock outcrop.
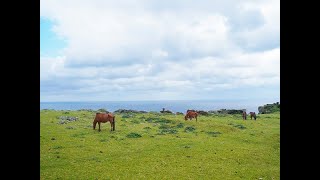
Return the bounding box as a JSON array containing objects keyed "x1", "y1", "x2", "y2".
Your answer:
[
  {"x1": 58, "y1": 116, "x2": 78, "y2": 124},
  {"x1": 208, "y1": 109, "x2": 243, "y2": 114},
  {"x1": 160, "y1": 108, "x2": 173, "y2": 114},
  {"x1": 114, "y1": 109, "x2": 147, "y2": 114},
  {"x1": 258, "y1": 102, "x2": 280, "y2": 114},
  {"x1": 196, "y1": 110, "x2": 209, "y2": 116}
]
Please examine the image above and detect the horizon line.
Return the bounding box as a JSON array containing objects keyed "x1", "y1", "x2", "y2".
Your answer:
[{"x1": 40, "y1": 99, "x2": 280, "y2": 103}]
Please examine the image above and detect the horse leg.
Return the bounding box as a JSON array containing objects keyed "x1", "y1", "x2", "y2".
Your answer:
[
  {"x1": 110, "y1": 121, "x2": 114, "y2": 131},
  {"x1": 93, "y1": 120, "x2": 97, "y2": 130},
  {"x1": 112, "y1": 118, "x2": 115, "y2": 131},
  {"x1": 98, "y1": 122, "x2": 101, "y2": 132},
  {"x1": 196, "y1": 116, "x2": 197, "y2": 122}
]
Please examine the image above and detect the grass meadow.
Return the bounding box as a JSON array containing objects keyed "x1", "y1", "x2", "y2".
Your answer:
[{"x1": 40, "y1": 110, "x2": 280, "y2": 179}]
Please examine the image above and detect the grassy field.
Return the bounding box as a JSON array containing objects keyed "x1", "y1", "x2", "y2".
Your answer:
[{"x1": 40, "y1": 110, "x2": 280, "y2": 180}]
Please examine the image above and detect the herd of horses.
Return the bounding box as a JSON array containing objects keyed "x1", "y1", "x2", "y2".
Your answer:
[
  {"x1": 242, "y1": 111, "x2": 257, "y2": 120},
  {"x1": 93, "y1": 110, "x2": 257, "y2": 132}
]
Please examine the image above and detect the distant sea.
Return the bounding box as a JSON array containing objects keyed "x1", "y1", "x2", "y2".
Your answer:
[{"x1": 40, "y1": 100, "x2": 279, "y2": 113}]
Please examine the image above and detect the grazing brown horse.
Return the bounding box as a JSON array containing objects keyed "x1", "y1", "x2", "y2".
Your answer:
[
  {"x1": 185, "y1": 110, "x2": 198, "y2": 122},
  {"x1": 242, "y1": 111, "x2": 247, "y2": 120},
  {"x1": 249, "y1": 112, "x2": 256, "y2": 120},
  {"x1": 93, "y1": 112, "x2": 115, "y2": 131}
]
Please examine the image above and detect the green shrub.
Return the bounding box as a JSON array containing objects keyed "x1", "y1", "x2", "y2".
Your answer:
[
  {"x1": 97, "y1": 108, "x2": 109, "y2": 113},
  {"x1": 158, "y1": 129, "x2": 178, "y2": 134},
  {"x1": 185, "y1": 126, "x2": 196, "y2": 132},
  {"x1": 175, "y1": 123, "x2": 184, "y2": 128},
  {"x1": 126, "y1": 132, "x2": 142, "y2": 138},
  {"x1": 207, "y1": 131, "x2": 222, "y2": 137},
  {"x1": 146, "y1": 117, "x2": 172, "y2": 124},
  {"x1": 233, "y1": 124, "x2": 246, "y2": 129}
]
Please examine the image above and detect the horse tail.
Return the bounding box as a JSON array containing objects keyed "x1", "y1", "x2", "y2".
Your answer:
[
  {"x1": 112, "y1": 116, "x2": 115, "y2": 131},
  {"x1": 195, "y1": 112, "x2": 198, "y2": 122}
]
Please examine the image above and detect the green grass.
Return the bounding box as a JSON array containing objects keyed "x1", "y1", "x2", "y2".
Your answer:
[{"x1": 40, "y1": 110, "x2": 280, "y2": 179}]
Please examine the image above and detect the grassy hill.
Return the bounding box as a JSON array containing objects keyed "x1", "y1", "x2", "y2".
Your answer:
[
  {"x1": 40, "y1": 110, "x2": 280, "y2": 179},
  {"x1": 258, "y1": 102, "x2": 280, "y2": 114}
]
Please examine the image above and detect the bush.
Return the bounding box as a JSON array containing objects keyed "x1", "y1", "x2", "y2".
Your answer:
[
  {"x1": 196, "y1": 110, "x2": 209, "y2": 116},
  {"x1": 121, "y1": 114, "x2": 132, "y2": 118},
  {"x1": 131, "y1": 119, "x2": 141, "y2": 124},
  {"x1": 175, "y1": 123, "x2": 184, "y2": 128},
  {"x1": 158, "y1": 129, "x2": 178, "y2": 134},
  {"x1": 126, "y1": 132, "x2": 142, "y2": 138},
  {"x1": 159, "y1": 124, "x2": 170, "y2": 129},
  {"x1": 233, "y1": 124, "x2": 246, "y2": 129},
  {"x1": 146, "y1": 117, "x2": 172, "y2": 124},
  {"x1": 258, "y1": 102, "x2": 280, "y2": 114},
  {"x1": 185, "y1": 126, "x2": 196, "y2": 132},
  {"x1": 207, "y1": 131, "x2": 221, "y2": 137},
  {"x1": 97, "y1": 108, "x2": 109, "y2": 113}
]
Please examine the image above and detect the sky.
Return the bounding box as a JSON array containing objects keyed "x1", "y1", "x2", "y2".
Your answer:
[{"x1": 40, "y1": 0, "x2": 280, "y2": 103}]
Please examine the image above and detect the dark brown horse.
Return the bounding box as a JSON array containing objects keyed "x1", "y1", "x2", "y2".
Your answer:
[
  {"x1": 185, "y1": 110, "x2": 198, "y2": 122},
  {"x1": 242, "y1": 111, "x2": 247, "y2": 120},
  {"x1": 249, "y1": 112, "x2": 256, "y2": 120},
  {"x1": 93, "y1": 112, "x2": 115, "y2": 131}
]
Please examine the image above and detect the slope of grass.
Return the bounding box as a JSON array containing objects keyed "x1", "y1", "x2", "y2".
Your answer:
[{"x1": 40, "y1": 110, "x2": 280, "y2": 179}]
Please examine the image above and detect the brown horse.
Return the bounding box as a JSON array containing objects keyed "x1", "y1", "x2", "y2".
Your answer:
[
  {"x1": 249, "y1": 112, "x2": 256, "y2": 120},
  {"x1": 93, "y1": 112, "x2": 115, "y2": 131},
  {"x1": 185, "y1": 110, "x2": 198, "y2": 122},
  {"x1": 242, "y1": 111, "x2": 247, "y2": 120}
]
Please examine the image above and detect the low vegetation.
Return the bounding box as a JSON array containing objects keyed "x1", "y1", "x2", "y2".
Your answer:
[
  {"x1": 258, "y1": 102, "x2": 280, "y2": 114},
  {"x1": 40, "y1": 110, "x2": 280, "y2": 179}
]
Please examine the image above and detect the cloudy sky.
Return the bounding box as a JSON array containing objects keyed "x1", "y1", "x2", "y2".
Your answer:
[{"x1": 40, "y1": 0, "x2": 280, "y2": 102}]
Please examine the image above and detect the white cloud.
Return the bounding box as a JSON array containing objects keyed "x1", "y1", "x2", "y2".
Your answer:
[
  {"x1": 40, "y1": 56, "x2": 65, "y2": 81},
  {"x1": 152, "y1": 49, "x2": 168, "y2": 59},
  {"x1": 40, "y1": 0, "x2": 280, "y2": 101}
]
